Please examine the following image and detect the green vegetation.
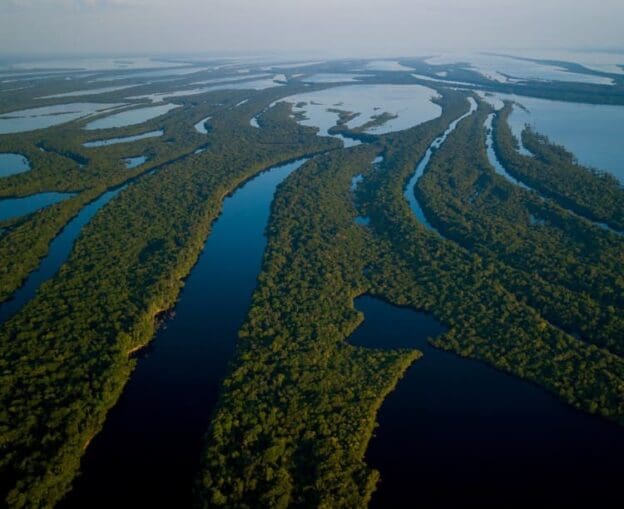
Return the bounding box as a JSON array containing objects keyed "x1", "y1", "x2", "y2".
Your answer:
[
  {"x1": 492, "y1": 102, "x2": 624, "y2": 231},
  {"x1": 0, "y1": 94, "x2": 338, "y2": 507},
  {"x1": 197, "y1": 146, "x2": 419, "y2": 507},
  {"x1": 1, "y1": 62, "x2": 623, "y2": 508},
  {"x1": 197, "y1": 88, "x2": 624, "y2": 507},
  {"x1": 326, "y1": 108, "x2": 360, "y2": 125},
  {"x1": 353, "y1": 112, "x2": 398, "y2": 132},
  {"x1": 416, "y1": 100, "x2": 624, "y2": 355}
]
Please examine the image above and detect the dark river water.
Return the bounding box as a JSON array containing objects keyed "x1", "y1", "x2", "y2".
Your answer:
[
  {"x1": 350, "y1": 295, "x2": 624, "y2": 508},
  {"x1": 59, "y1": 151, "x2": 624, "y2": 508},
  {"x1": 0, "y1": 188, "x2": 120, "y2": 324},
  {"x1": 62, "y1": 158, "x2": 308, "y2": 508}
]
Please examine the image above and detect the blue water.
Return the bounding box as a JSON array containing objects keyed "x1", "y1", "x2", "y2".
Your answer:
[
  {"x1": 0, "y1": 192, "x2": 73, "y2": 222},
  {"x1": 508, "y1": 98, "x2": 624, "y2": 181},
  {"x1": 486, "y1": 114, "x2": 621, "y2": 235},
  {"x1": 404, "y1": 98, "x2": 477, "y2": 232},
  {"x1": 124, "y1": 156, "x2": 147, "y2": 169},
  {"x1": 350, "y1": 173, "x2": 364, "y2": 192},
  {"x1": 0, "y1": 187, "x2": 124, "y2": 324},
  {"x1": 482, "y1": 93, "x2": 624, "y2": 182},
  {"x1": 484, "y1": 114, "x2": 530, "y2": 189},
  {"x1": 350, "y1": 295, "x2": 624, "y2": 508},
  {"x1": 83, "y1": 129, "x2": 164, "y2": 148},
  {"x1": 62, "y1": 158, "x2": 309, "y2": 508},
  {"x1": 0, "y1": 103, "x2": 119, "y2": 134},
  {"x1": 194, "y1": 116, "x2": 211, "y2": 134},
  {"x1": 85, "y1": 104, "x2": 179, "y2": 130},
  {"x1": 0, "y1": 153, "x2": 31, "y2": 177}
]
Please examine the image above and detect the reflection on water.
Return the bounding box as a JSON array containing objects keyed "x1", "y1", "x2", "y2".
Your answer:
[
  {"x1": 0, "y1": 153, "x2": 31, "y2": 177},
  {"x1": 40, "y1": 84, "x2": 140, "y2": 99},
  {"x1": 349, "y1": 295, "x2": 624, "y2": 509},
  {"x1": 83, "y1": 129, "x2": 164, "y2": 148},
  {"x1": 0, "y1": 103, "x2": 121, "y2": 134},
  {"x1": 279, "y1": 84, "x2": 441, "y2": 137},
  {"x1": 480, "y1": 92, "x2": 624, "y2": 181},
  {"x1": 364, "y1": 60, "x2": 415, "y2": 72},
  {"x1": 133, "y1": 78, "x2": 283, "y2": 103},
  {"x1": 425, "y1": 53, "x2": 615, "y2": 85},
  {"x1": 0, "y1": 192, "x2": 74, "y2": 221},
  {"x1": 484, "y1": 114, "x2": 530, "y2": 189},
  {"x1": 124, "y1": 156, "x2": 148, "y2": 169},
  {"x1": 404, "y1": 98, "x2": 477, "y2": 232},
  {"x1": 85, "y1": 104, "x2": 180, "y2": 130},
  {"x1": 302, "y1": 73, "x2": 369, "y2": 83},
  {"x1": 62, "y1": 159, "x2": 310, "y2": 509},
  {"x1": 194, "y1": 116, "x2": 211, "y2": 134}
]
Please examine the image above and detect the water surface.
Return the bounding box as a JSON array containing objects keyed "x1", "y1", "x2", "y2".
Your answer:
[
  {"x1": 425, "y1": 53, "x2": 615, "y2": 85},
  {"x1": 480, "y1": 92, "x2": 624, "y2": 181},
  {"x1": 194, "y1": 116, "x2": 211, "y2": 134},
  {"x1": 404, "y1": 98, "x2": 477, "y2": 231},
  {"x1": 282, "y1": 84, "x2": 441, "y2": 136},
  {"x1": 83, "y1": 129, "x2": 164, "y2": 148},
  {"x1": 124, "y1": 156, "x2": 147, "y2": 169},
  {"x1": 0, "y1": 192, "x2": 73, "y2": 222},
  {"x1": 0, "y1": 153, "x2": 31, "y2": 177},
  {"x1": 0, "y1": 188, "x2": 123, "y2": 323},
  {"x1": 85, "y1": 104, "x2": 179, "y2": 130},
  {"x1": 349, "y1": 295, "x2": 624, "y2": 508},
  {"x1": 0, "y1": 103, "x2": 120, "y2": 134},
  {"x1": 63, "y1": 158, "x2": 310, "y2": 508}
]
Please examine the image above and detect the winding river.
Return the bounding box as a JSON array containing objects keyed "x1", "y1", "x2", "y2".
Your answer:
[
  {"x1": 62, "y1": 158, "x2": 309, "y2": 508},
  {"x1": 0, "y1": 187, "x2": 124, "y2": 325},
  {"x1": 404, "y1": 98, "x2": 477, "y2": 232}
]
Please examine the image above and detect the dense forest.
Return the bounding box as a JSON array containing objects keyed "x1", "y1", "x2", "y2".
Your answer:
[
  {"x1": 416, "y1": 100, "x2": 624, "y2": 355},
  {"x1": 492, "y1": 102, "x2": 624, "y2": 231},
  {"x1": 196, "y1": 88, "x2": 624, "y2": 505},
  {"x1": 0, "y1": 91, "x2": 338, "y2": 506},
  {"x1": 0, "y1": 57, "x2": 623, "y2": 508}
]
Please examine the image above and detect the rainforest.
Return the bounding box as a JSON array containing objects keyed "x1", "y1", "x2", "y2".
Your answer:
[{"x1": 0, "y1": 44, "x2": 623, "y2": 509}]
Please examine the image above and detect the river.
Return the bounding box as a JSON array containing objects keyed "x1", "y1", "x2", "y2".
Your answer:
[
  {"x1": 350, "y1": 295, "x2": 624, "y2": 508},
  {"x1": 62, "y1": 158, "x2": 309, "y2": 508}
]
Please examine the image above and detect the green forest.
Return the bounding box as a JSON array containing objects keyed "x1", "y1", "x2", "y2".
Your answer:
[{"x1": 0, "y1": 57, "x2": 622, "y2": 508}]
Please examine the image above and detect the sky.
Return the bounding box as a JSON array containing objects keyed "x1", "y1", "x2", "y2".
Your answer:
[{"x1": 1, "y1": 0, "x2": 623, "y2": 59}]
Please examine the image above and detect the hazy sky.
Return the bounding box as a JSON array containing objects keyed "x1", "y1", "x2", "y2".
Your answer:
[{"x1": 1, "y1": 0, "x2": 623, "y2": 58}]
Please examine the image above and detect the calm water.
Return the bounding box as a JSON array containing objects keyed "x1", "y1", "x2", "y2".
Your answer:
[
  {"x1": 282, "y1": 84, "x2": 442, "y2": 136},
  {"x1": 480, "y1": 92, "x2": 624, "y2": 181},
  {"x1": 364, "y1": 60, "x2": 415, "y2": 72},
  {"x1": 133, "y1": 78, "x2": 283, "y2": 103},
  {"x1": 350, "y1": 295, "x2": 624, "y2": 508},
  {"x1": 484, "y1": 113, "x2": 530, "y2": 189},
  {"x1": 83, "y1": 129, "x2": 164, "y2": 148},
  {"x1": 124, "y1": 156, "x2": 147, "y2": 169},
  {"x1": 425, "y1": 53, "x2": 615, "y2": 85},
  {"x1": 302, "y1": 73, "x2": 369, "y2": 83},
  {"x1": 0, "y1": 153, "x2": 31, "y2": 177},
  {"x1": 62, "y1": 158, "x2": 309, "y2": 509},
  {"x1": 404, "y1": 98, "x2": 477, "y2": 231},
  {"x1": 0, "y1": 103, "x2": 120, "y2": 134},
  {"x1": 93, "y1": 66, "x2": 212, "y2": 83},
  {"x1": 0, "y1": 188, "x2": 122, "y2": 323},
  {"x1": 40, "y1": 84, "x2": 140, "y2": 99},
  {"x1": 84, "y1": 103, "x2": 179, "y2": 130},
  {"x1": 194, "y1": 116, "x2": 211, "y2": 134},
  {"x1": 0, "y1": 191, "x2": 73, "y2": 221},
  {"x1": 485, "y1": 113, "x2": 621, "y2": 235}
]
